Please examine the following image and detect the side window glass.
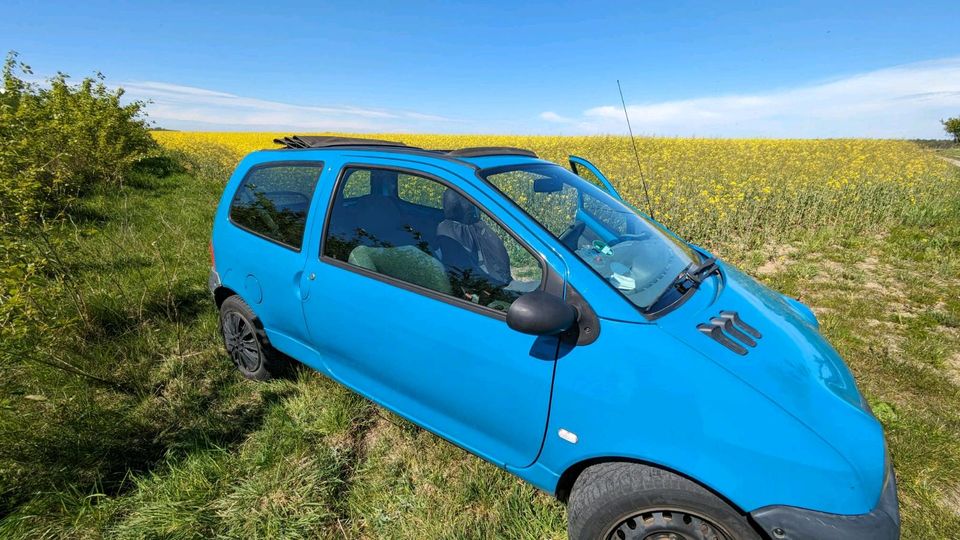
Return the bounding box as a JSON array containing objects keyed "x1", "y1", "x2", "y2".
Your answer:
[
  {"x1": 341, "y1": 169, "x2": 371, "y2": 198},
  {"x1": 324, "y1": 167, "x2": 542, "y2": 312},
  {"x1": 398, "y1": 173, "x2": 444, "y2": 209},
  {"x1": 229, "y1": 164, "x2": 322, "y2": 249}
]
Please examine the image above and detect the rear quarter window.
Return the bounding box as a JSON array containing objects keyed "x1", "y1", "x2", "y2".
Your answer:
[{"x1": 229, "y1": 164, "x2": 323, "y2": 249}]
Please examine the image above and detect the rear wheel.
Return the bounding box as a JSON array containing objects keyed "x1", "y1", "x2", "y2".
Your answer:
[
  {"x1": 567, "y1": 462, "x2": 760, "y2": 540},
  {"x1": 218, "y1": 295, "x2": 285, "y2": 380}
]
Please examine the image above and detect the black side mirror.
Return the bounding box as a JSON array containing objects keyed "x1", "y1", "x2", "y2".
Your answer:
[{"x1": 507, "y1": 290, "x2": 577, "y2": 336}]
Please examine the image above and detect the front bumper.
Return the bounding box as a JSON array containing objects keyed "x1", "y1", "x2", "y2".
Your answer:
[{"x1": 750, "y1": 458, "x2": 900, "y2": 540}]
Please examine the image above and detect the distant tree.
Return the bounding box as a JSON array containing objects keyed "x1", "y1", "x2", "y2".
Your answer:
[{"x1": 944, "y1": 117, "x2": 960, "y2": 143}]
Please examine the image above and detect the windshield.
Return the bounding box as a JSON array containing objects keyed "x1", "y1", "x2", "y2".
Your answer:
[{"x1": 481, "y1": 163, "x2": 698, "y2": 311}]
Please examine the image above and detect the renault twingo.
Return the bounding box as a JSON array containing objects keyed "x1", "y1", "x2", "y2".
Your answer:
[{"x1": 209, "y1": 136, "x2": 899, "y2": 539}]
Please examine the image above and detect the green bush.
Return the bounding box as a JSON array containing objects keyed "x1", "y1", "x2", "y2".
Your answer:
[
  {"x1": 0, "y1": 51, "x2": 158, "y2": 370},
  {"x1": 0, "y1": 51, "x2": 157, "y2": 226},
  {"x1": 0, "y1": 55, "x2": 165, "y2": 515}
]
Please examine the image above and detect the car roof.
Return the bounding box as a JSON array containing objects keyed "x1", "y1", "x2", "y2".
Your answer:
[{"x1": 252, "y1": 135, "x2": 548, "y2": 174}]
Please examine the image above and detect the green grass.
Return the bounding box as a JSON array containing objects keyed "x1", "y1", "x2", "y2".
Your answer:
[{"x1": 1, "y1": 158, "x2": 959, "y2": 538}]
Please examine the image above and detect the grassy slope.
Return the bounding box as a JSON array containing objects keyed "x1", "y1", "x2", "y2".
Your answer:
[{"x1": 1, "y1": 161, "x2": 959, "y2": 538}]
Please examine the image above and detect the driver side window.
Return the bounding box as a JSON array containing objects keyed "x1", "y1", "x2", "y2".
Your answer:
[
  {"x1": 322, "y1": 167, "x2": 543, "y2": 313},
  {"x1": 229, "y1": 164, "x2": 323, "y2": 250}
]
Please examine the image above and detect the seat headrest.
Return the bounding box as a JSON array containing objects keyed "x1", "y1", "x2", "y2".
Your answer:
[{"x1": 442, "y1": 189, "x2": 480, "y2": 224}]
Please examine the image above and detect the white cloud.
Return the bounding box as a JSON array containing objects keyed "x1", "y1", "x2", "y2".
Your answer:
[
  {"x1": 111, "y1": 57, "x2": 960, "y2": 136},
  {"x1": 546, "y1": 57, "x2": 960, "y2": 138},
  {"x1": 119, "y1": 81, "x2": 454, "y2": 131},
  {"x1": 539, "y1": 111, "x2": 572, "y2": 123}
]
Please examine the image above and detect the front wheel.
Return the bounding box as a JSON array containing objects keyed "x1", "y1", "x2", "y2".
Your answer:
[
  {"x1": 218, "y1": 295, "x2": 286, "y2": 380},
  {"x1": 567, "y1": 463, "x2": 760, "y2": 540}
]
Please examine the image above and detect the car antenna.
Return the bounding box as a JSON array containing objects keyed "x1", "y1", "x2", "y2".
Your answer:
[{"x1": 617, "y1": 80, "x2": 655, "y2": 220}]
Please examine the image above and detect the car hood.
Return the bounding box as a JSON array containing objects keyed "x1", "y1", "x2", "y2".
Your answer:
[{"x1": 657, "y1": 260, "x2": 886, "y2": 507}]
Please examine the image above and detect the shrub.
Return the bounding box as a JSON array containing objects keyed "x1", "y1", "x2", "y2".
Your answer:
[
  {"x1": 0, "y1": 51, "x2": 157, "y2": 226},
  {"x1": 0, "y1": 52, "x2": 159, "y2": 378},
  {"x1": 0, "y1": 59, "x2": 163, "y2": 502}
]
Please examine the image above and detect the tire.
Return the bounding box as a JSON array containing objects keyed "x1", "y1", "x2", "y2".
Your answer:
[
  {"x1": 567, "y1": 462, "x2": 761, "y2": 540},
  {"x1": 218, "y1": 295, "x2": 286, "y2": 380}
]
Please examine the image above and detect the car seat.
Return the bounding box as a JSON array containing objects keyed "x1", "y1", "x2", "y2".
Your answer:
[
  {"x1": 347, "y1": 245, "x2": 452, "y2": 294},
  {"x1": 435, "y1": 189, "x2": 512, "y2": 287}
]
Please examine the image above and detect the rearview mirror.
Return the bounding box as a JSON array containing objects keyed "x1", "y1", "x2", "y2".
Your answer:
[
  {"x1": 507, "y1": 290, "x2": 577, "y2": 336},
  {"x1": 533, "y1": 177, "x2": 564, "y2": 193}
]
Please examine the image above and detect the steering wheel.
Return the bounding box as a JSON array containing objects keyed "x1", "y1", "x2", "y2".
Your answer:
[{"x1": 559, "y1": 221, "x2": 586, "y2": 250}]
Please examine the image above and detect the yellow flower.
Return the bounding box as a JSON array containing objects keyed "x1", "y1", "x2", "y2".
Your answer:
[{"x1": 152, "y1": 133, "x2": 958, "y2": 244}]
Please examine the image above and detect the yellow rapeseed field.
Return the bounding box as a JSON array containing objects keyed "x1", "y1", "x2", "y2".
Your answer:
[{"x1": 153, "y1": 132, "x2": 958, "y2": 245}]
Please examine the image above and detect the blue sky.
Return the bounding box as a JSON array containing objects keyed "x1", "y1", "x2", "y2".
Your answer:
[{"x1": 4, "y1": 0, "x2": 960, "y2": 137}]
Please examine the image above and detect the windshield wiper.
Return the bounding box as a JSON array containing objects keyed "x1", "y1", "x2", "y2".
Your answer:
[
  {"x1": 643, "y1": 257, "x2": 719, "y2": 315},
  {"x1": 672, "y1": 257, "x2": 718, "y2": 295}
]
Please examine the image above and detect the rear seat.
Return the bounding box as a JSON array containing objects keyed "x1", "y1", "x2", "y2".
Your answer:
[{"x1": 328, "y1": 194, "x2": 441, "y2": 252}]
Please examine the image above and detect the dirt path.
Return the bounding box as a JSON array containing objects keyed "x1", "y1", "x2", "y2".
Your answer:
[{"x1": 941, "y1": 156, "x2": 960, "y2": 168}]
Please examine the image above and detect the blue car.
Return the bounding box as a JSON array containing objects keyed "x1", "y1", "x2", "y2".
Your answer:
[{"x1": 209, "y1": 135, "x2": 899, "y2": 540}]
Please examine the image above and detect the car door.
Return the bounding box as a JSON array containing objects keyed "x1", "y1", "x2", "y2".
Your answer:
[
  {"x1": 215, "y1": 161, "x2": 324, "y2": 345},
  {"x1": 298, "y1": 160, "x2": 567, "y2": 468},
  {"x1": 569, "y1": 155, "x2": 622, "y2": 200}
]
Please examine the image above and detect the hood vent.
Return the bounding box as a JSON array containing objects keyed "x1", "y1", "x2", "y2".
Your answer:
[{"x1": 697, "y1": 311, "x2": 762, "y2": 355}]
